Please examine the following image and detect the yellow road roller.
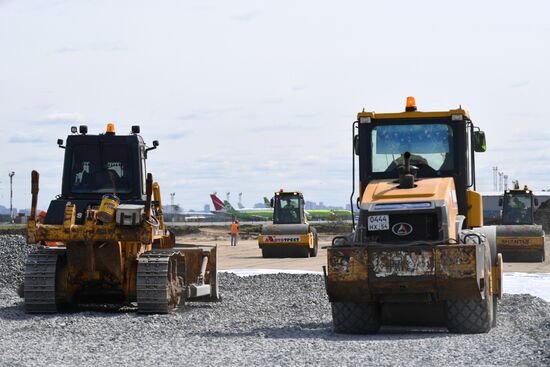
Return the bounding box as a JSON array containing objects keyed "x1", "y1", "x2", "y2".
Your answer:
[
  {"x1": 258, "y1": 190, "x2": 318, "y2": 258},
  {"x1": 494, "y1": 183, "x2": 545, "y2": 262},
  {"x1": 325, "y1": 97, "x2": 502, "y2": 334}
]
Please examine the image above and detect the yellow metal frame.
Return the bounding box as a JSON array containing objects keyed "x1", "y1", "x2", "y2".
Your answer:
[
  {"x1": 466, "y1": 190, "x2": 484, "y2": 227},
  {"x1": 357, "y1": 108, "x2": 470, "y2": 120}
]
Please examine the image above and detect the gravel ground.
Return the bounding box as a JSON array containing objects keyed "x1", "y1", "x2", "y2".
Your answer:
[
  {"x1": 1, "y1": 235, "x2": 549, "y2": 366},
  {"x1": 0, "y1": 235, "x2": 35, "y2": 289}
]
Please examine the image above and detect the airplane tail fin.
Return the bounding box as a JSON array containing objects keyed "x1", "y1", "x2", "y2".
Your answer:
[
  {"x1": 223, "y1": 200, "x2": 236, "y2": 212},
  {"x1": 210, "y1": 193, "x2": 225, "y2": 211},
  {"x1": 263, "y1": 197, "x2": 271, "y2": 207}
]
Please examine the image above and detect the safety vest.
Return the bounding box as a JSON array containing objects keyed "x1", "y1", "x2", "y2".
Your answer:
[{"x1": 230, "y1": 223, "x2": 239, "y2": 235}]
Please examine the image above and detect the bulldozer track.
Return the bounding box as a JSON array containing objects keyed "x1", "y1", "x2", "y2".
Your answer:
[
  {"x1": 137, "y1": 250, "x2": 183, "y2": 314},
  {"x1": 24, "y1": 249, "x2": 63, "y2": 313}
]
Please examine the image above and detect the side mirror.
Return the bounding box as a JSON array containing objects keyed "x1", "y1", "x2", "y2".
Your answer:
[
  {"x1": 270, "y1": 198, "x2": 274, "y2": 208},
  {"x1": 57, "y1": 139, "x2": 65, "y2": 149},
  {"x1": 474, "y1": 131, "x2": 487, "y2": 152},
  {"x1": 145, "y1": 140, "x2": 160, "y2": 156},
  {"x1": 353, "y1": 135, "x2": 359, "y2": 155},
  {"x1": 498, "y1": 198, "x2": 503, "y2": 207}
]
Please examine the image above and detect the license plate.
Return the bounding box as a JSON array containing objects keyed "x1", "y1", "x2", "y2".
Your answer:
[{"x1": 368, "y1": 215, "x2": 389, "y2": 231}]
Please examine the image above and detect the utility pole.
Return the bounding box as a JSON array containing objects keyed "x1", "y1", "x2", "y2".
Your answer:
[
  {"x1": 170, "y1": 192, "x2": 176, "y2": 223},
  {"x1": 9, "y1": 171, "x2": 14, "y2": 223},
  {"x1": 238, "y1": 192, "x2": 244, "y2": 209},
  {"x1": 492, "y1": 166, "x2": 498, "y2": 191}
]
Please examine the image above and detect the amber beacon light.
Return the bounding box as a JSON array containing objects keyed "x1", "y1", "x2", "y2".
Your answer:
[
  {"x1": 405, "y1": 96, "x2": 417, "y2": 112},
  {"x1": 106, "y1": 123, "x2": 116, "y2": 134}
]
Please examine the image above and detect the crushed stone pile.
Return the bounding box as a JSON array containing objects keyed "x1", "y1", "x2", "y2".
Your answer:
[
  {"x1": 0, "y1": 235, "x2": 35, "y2": 289},
  {"x1": 0, "y1": 235, "x2": 549, "y2": 366}
]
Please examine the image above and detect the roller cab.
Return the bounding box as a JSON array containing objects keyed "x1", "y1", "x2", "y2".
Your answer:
[
  {"x1": 258, "y1": 191, "x2": 318, "y2": 258},
  {"x1": 326, "y1": 98, "x2": 502, "y2": 334}
]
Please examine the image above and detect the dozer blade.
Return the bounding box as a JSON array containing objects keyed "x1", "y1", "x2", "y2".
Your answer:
[
  {"x1": 496, "y1": 225, "x2": 546, "y2": 262},
  {"x1": 136, "y1": 245, "x2": 219, "y2": 314}
]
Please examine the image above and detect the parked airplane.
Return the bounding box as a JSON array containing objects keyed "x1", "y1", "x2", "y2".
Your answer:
[
  {"x1": 210, "y1": 193, "x2": 273, "y2": 220},
  {"x1": 213, "y1": 193, "x2": 352, "y2": 221},
  {"x1": 263, "y1": 194, "x2": 352, "y2": 220}
]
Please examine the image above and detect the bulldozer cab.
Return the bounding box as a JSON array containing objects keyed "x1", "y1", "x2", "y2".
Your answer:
[
  {"x1": 500, "y1": 188, "x2": 536, "y2": 225},
  {"x1": 272, "y1": 191, "x2": 305, "y2": 225},
  {"x1": 44, "y1": 124, "x2": 156, "y2": 225},
  {"x1": 355, "y1": 99, "x2": 486, "y2": 218}
]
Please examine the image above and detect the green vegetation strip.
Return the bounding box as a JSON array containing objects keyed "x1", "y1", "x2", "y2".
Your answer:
[{"x1": 0, "y1": 224, "x2": 26, "y2": 236}]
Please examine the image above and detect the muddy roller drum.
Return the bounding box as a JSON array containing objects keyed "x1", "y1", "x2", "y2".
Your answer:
[{"x1": 496, "y1": 225, "x2": 545, "y2": 262}]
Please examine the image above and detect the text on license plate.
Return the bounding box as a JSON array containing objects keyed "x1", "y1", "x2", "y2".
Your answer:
[{"x1": 368, "y1": 215, "x2": 389, "y2": 231}]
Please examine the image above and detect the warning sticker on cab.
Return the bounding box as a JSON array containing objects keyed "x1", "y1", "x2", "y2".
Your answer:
[{"x1": 367, "y1": 215, "x2": 389, "y2": 231}]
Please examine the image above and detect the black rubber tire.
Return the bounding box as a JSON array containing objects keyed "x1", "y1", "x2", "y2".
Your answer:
[
  {"x1": 446, "y1": 295, "x2": 492, "y2": 334},
  {"x1": 299, "y1": 246, "x2": 310, "y2": 258},
  {"x1": 331, "y1": 302, "x2": 380, "y2": 334},
  {"x1": 446, "y1": 249, "x2": 493, "y2": 334}
]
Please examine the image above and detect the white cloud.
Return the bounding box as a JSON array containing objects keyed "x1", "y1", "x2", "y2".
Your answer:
[
  {"x1": 33, "y1": 112, "x2": 83, "y2": 126},
  {"x1": 9, "y1": 131, "x2": 47, "y2": 143},
  {"x1": 1, "y1": 0, "x2": 550, "y2": 210}
]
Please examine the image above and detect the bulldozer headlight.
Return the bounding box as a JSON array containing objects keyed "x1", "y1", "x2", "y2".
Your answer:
[
  {"x1": 71, "y1": 126, "x2": 77, "y2": 134},
  {"x1": 451, "y1": 114, "x2": 463, "y2": 121}
]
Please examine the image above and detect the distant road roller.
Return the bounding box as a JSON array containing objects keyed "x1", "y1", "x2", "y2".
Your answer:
[
  {"x1": 258, "y1": 190, "x2": 318, "y2": 258},
  {"x1": 24, "y1": 124, "x2": 218, "y2": 313},
  {"x1": 494, "y1": 183, "x2": 545, "y2": 262},
  {"x1": 326, "y1": 97, "x2": 502, "y2": 334}
]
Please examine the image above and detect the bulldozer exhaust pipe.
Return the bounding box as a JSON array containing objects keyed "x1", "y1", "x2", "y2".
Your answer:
[
  {"x1": 145, "y1": 173, "x2": 153, "y2": 221},
  {"x1": 30, "y1": 170, "x2": 39, "y2": 222}
]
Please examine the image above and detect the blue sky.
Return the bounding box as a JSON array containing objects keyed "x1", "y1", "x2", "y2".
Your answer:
[{"x1": 1, "y1": 0, "x2": 549, "y2": 210}]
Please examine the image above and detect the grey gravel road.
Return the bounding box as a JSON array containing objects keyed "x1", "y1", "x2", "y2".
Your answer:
[{"x1": 1, "y1": 235, "x2": 549, "y2": 366}]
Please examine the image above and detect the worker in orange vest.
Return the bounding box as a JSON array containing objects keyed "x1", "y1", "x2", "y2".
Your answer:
[
  {"x1": 37, "y1": 210, "x2": 58, "y2": 247},
  {"x1": 230, "y1": 220, "x2": 240, "y2": 246}
]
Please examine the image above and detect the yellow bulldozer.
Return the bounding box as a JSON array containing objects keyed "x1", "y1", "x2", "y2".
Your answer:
[
  {"x1": 494, "y1": 183, "x2": 545, "y2": 262},
  {"x1": 258, "y1": 190, "x2": 318, "y2": 258},
  {"x1": 325, "y1": 97, "x2": 502, "y2": 334},
  {"x1": 24, "y1": 124, "x2": 218, "y2": 313}
]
